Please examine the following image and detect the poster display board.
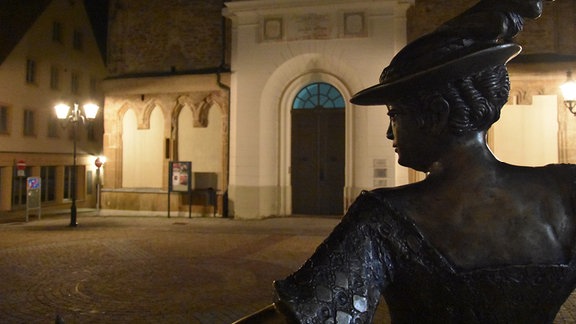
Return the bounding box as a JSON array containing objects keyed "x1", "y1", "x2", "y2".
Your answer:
[
  {"x1": 168, "y1": 161, "x2": 192, "y2": 218},
  {"x1": 169, "y1": 161, "x2": 191, "y2": 192}
]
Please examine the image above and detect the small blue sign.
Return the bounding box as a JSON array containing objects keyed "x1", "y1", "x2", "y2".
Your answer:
[{"x1": 27, "y1": 177, "x2": 40, "y2": 190}]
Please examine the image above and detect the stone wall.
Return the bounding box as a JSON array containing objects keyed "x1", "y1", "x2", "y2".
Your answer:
[
  {"x1": 407, "y1": 0, "x2": 576, "y2": 57},
  {"x1": 107, "y1": 0, "x2": 226, "y2": 76}
]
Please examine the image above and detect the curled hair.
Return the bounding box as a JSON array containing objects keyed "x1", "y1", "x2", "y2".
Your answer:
[{"x1": 406, "y1": 65, "x2": 510, "y2": 134}]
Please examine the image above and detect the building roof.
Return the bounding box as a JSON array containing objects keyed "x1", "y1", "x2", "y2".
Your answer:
[{"x1": 0, "y1": 0, "x2": 108, "y2": 65}]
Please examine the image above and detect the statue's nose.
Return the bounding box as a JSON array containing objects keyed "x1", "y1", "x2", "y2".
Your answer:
[{"x1": 386, "y1": 123, "x2": 394, "y2": 140}]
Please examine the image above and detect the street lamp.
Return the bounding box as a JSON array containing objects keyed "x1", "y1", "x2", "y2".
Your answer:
[
  {"x1": 54, "y1": 102, "x2": 99, "y2": 227},
  {"x1": 560, "y1": 71, "x2": 576, "y2": 115}
]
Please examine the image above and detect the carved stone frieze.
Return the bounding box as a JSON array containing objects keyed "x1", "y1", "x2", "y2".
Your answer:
[
  {"x1": 177, "y1": 94, "x2": 214, "y2": 128},
  {"x1": 508, "y1": 85, "x2": 545, "y2": 106}
]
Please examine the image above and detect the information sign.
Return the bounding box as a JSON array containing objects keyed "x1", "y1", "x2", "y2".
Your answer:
[
  {"x1": 26, "y1": 177, "x2": 41, "y2": 221},
  {"x1": 167, "y1": 161, "x2": 192, "y2": 218},
  {"x1": 169, "y1": 161, "x2": 192, "y2": 192}
]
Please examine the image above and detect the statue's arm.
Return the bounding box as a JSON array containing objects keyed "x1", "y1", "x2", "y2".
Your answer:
[
  {"x1": 271, "y1": 192, "x2": 394, "y2": 322},
  {"x1": 233, "y1": 192, "x2": 395, "y2": 323}
]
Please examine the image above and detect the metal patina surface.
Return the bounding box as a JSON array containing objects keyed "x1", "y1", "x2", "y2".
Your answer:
[{"x1": 236, "y1": 1, "x2": 576, "y2": 323}]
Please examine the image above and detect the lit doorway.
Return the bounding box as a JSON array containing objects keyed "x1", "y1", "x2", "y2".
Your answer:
[{"x1": 291, "y1": 82, "x2": 345, "y2": 215}]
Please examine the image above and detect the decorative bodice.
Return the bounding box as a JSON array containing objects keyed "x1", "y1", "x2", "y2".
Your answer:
[{"x1": 275, "y1": 190, "x2": 576, "y2": 323}]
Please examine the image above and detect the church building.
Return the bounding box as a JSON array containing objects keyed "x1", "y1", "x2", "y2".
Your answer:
[{"x1": 98, "y1": 0, "x2": 576, "y2": 219}]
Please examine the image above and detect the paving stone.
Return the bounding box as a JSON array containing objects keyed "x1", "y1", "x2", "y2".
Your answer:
[{"x1": 0, "y1": 215, "x2": 574, "y2": 323}]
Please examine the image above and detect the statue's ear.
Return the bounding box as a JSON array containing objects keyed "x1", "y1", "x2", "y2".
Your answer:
[{"x1": 428, "y1": 97, "x2": 450, "y2": 134}]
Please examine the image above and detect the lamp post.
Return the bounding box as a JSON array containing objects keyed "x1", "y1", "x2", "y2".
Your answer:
[
  {"x1": 560, "y1": 71, "x2": 576, "y2": 115},
  {"x1": 94, "y1": 156, "x2": 106, "y2": 212},
  {"x1": 54, "y1": 102, "x2": 99, "y2": 227}
]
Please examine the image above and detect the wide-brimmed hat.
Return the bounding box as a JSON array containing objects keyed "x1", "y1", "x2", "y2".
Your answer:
[
  {"x1": 349, "y1": 0, "x2": 543, "y2": 106},
  {"x1": 350, "y1": 39, "x2": 521, "y2": 106}
]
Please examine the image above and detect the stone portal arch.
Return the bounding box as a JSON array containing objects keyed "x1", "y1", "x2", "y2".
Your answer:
[
  {"x1": 290, "y1": 82, "x2": 346, "y2": 215},
  {"x1": 258, "y1": 53, "x2": 359, "y2": 216}
]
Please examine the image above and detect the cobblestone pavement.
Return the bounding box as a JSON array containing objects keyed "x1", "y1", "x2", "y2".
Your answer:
[{"x1": 0, "y1": 214, "x2": 575, "y2": 323}]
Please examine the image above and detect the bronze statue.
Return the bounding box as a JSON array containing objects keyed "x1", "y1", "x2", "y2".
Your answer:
[{"x1": 235, "y1": 0, "x2": 575, "y2": 323}]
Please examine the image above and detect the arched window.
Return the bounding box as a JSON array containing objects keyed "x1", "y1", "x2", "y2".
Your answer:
[
  {"x1": 292, "y1": 82, "x2": 345, "y2": 109},
  {"x1": 122, "y1": 108, "x2": 164, "y2": 188}
]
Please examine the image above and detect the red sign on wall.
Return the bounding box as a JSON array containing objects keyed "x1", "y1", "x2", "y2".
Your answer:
[
  {"x1": 16, "y1": 160, "x2": 26, "y2": 177},
  {"x1": 17, "y1": 160, "x2": 26, "y2": 170}
]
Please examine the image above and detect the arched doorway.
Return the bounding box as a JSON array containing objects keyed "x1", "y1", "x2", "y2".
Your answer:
[{"x1": 291, "y1": 82, "x2": 345, "y2": 215}]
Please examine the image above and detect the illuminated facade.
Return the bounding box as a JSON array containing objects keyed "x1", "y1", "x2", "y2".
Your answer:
[
  {"x1": 100, "y1": 0, "x2": 576, "y2": 219},
  {"x1": 0, "y1": 0, "x2": 107, "y2": 219},
  {"x1": 6, "y1": 0, "x2": 571, "y2": 220}
]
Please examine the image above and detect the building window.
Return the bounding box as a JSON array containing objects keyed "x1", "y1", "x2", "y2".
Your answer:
[
  {"x1": 86, "y1": 122, "x2": 96, "y2": 141},
  {"x1": 12, "y1": 167, "x2": 30, "y2": 207},
  {"x1": 89, "y1": 77, "x2": 98, "y2": 96},
  {"x1": 52, "y1": 21, "x2": 63, "y2": 43},
  {"x1": 50, "y1": 66, "x2": 60, "y2": 90},
  {"x1": 41, "y1": 166, "x2": 56, "y2": 202},
  {"x1": 73, "y1": 29, "x2": 83, "y2": 51},
  {"x1": 63, "y1": 166, "x2": 74, "y2": 200},
  {"x1": 71, "y1": 71, "x2": 80, "y2": 94},
  {"x1": 292, "y1": 82, "x2": 345, "y2": 109},
  {"x1": 26, "y1": 59, "x2": 36, "y2": 84},
  {"x1": 47, "y1": 116, "x2": 59, "y2": 138},
  {"x1": 0, "y1": 105, "x2": 9, "y2": 134},
  {"x1": 87, "y1": 170, "x2": 93, "y2": 195},
  {"x1": 23, "y1": 109, "x2": 35, "y2": 136}
]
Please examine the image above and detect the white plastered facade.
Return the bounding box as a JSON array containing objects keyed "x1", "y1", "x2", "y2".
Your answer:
[{"x1": 224, "y1": 0, "x2": 414, "y2": 219}]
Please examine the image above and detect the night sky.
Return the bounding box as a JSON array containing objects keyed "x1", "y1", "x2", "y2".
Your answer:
[{"x1": 83, "y1": 0, "x2": 109, "y2": 59}]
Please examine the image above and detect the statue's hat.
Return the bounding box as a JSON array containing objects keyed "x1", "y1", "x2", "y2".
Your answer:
[
  {"x1": 350, "y1": 41, "x2": 521, "y2": 105},
  {"x1": 349, "y1": 0, "x2": 544, "y2": 105}
]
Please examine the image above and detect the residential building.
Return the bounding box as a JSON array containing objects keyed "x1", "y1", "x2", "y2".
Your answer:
[{"x1": 0, "y1": 0, "x2": 107, "y2": 218}]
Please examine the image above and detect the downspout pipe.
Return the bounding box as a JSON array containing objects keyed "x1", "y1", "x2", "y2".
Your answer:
[{"x1": 217, "y1": 7, "x2": 231, "y2": 218}]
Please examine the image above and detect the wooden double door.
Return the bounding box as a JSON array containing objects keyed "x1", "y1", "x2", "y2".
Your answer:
[{"x1": 291, "y1": 108, "x2": 344, "y2": 215}]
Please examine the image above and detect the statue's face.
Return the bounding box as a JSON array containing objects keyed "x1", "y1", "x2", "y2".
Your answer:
[{"x1": 386, "y1": 103, "x2": 443, "y2": 172}]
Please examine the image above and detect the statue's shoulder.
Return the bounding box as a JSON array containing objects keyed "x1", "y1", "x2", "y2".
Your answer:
[
  {"x1": 369, "y1": 182, "x2": 427, "y2": 206},
  {"x1": 344, "y1": 188, "x2": 405, "y2": 221},
  {"x1": 543, "y1": 164, "x2": 576, "y2": 199},
  {"x1": 525, "y1": 163, "x2": 576, "y2": 188},
  {"x1": 517, "y1": 163, "x2": 576, "y2": 174},
  {"x1": 345, "y1": 185, "x2": 424, "y2": 222},
  {"x1": 543, "y1": 163, "x2": 576, "y2": 175}
]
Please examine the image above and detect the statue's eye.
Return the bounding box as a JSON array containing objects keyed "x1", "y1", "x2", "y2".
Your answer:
[{"x1": 387, "y1": 109, "x2": 401, "y2": 120}]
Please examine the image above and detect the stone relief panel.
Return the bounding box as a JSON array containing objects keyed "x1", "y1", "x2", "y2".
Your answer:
[
  {"x1": 343, "y1": 12, "x2": 366, "y2": 38},
  {"x1": 260, "y1": 11, "x2": 367, "y2": 42},
  {"x1": 263, "y1": 17, "x2": 283, "y2": 41},
  {"x1": 288, "y1": 13, "x2": 332, "y2": 40}
]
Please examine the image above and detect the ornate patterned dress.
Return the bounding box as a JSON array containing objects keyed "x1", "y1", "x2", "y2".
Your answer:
[{"x1": 274, "y1": 189, "x2": 576, "y2": 323}]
